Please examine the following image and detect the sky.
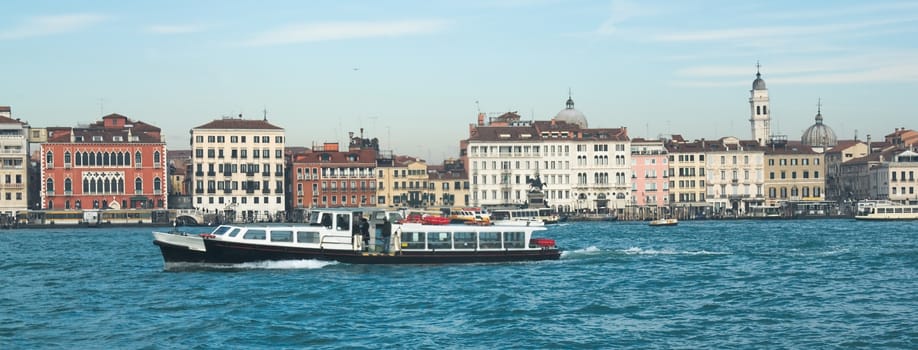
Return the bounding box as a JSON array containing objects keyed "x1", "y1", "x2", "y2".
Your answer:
[{"x1": 2, "y1": 0, "x2": 917, "y2": 163}]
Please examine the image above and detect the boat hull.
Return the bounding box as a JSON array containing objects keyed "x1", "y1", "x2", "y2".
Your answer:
[
  {"x1": 152, "y1": 232, "x2": 207, "y2": 263},
  {"x1": 194, "y1": 239, "x2": 560, "y2": 265}
]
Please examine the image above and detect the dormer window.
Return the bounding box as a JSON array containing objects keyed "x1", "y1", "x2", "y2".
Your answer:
[
  {"x1": 92, "y1": 136, "x2": 103, "y2": 141},
  {"x1": 113, "y1": 136, "x2": 123, "y2": 142}
]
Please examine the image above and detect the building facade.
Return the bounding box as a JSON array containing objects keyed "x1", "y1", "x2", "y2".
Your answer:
[
  {"x1": 704, "y1": 137, "x2": 765, "y2": 215},
  {"x1": 665, "y1": 139, "x2": 708, "y2": 216},
  {"x1": 466, "y1": 99, "x2": 631, "y2": 214},
  {"x1": 190, "y1": 118, "x2": 285, "y2": 223},
  {"x1": 427, "y1": 159, "x2": 470, "y2": 208},
  {"x1": 290, "y1": 141, "x2": 377, "y2": 209},
  {"x1": 630, "y1": 139, "x2": 668, "y2": 208},
  {"x1": 0, "y1": 107, "x2": 29, "y2": 219},
  {"x1": 763, "y1": 142, "x2": 825, "y2": 206},
  {"x1": 39, "y1": 114, "x2": 167, "y2": 210},
  {"x1": 868, "y1": 149, "x2": 918, "y2": 201}
]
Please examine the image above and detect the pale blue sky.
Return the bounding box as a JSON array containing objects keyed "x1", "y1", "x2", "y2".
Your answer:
[{"x1": 3, "y1": 0, "x2": 917, "y2": 162}]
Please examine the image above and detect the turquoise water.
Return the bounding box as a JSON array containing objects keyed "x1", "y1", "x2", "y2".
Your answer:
[{"x1": 1, "y1": 220, "x2": 916, "y2": 349}]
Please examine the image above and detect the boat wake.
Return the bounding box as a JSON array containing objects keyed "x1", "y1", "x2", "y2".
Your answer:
[
  {"x1": 560, "y1": 246, "x2": 602, "y2": 259},
  {"x1": 163, "y1": 259, "x2": 338, "y2": 271},
  {"x1": 620, "y1": 247, "x2": 730, "y2": 256}
]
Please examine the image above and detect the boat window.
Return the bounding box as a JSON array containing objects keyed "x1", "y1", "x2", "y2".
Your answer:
[
  {"x1": 427, "y1": 232, "x2": 451, "y2": 250},
  {"x1": 479, "y1": 232, "x2": 501, "y2": 249},
  {"x1": 227, "y1": 228, "x2": 241, "y2": 237},
  {"x1": 895, "y1": 208, "x2": 904, "y2": 213},
  {"x1": 336, "y1": 214, "x2": 350, "y2": 231},
  {"x1": 402, "y1": 231, "x2": 425, "y2": 250},
  {"x1": 503, "y1": 231, "x2": 525, "y2": 249},
  {"x1": 297, "y1": 231, "x2": 320, "y2": 243},
  {"x1": 270, "y1": 230, "x2": 293, "y2": 242},
  {"x1": 454, "y1": 232, "x2": 476, "y2": 249},
  {"x1": 491, "y1": 211, "x2": 509, "y2": 220},
  {"x1": 212, "y1": 226, "x2": 232, "y2": 236},
  {"x1": 243, "y1": 229, "x2": 267, "y2": 240}
]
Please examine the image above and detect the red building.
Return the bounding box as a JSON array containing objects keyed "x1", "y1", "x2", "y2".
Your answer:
[
  {"x1": 289, "y1": 134, "x2": 378, "y2": 210},
  {"x1": 40, "y1": 114, "x2": 167, "y2": 210}
]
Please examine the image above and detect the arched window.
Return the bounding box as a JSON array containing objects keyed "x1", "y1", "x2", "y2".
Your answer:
[
  {"x1": 75, "y1": 200, "x2": 81, "y2": 209},
  {"x1": 83, "y1": 179, "x2": 89, "y2": 193},
  {"x1": 90, "y1": 179, "x2": 96, "y2": 193},
  {"x1": 96, "y1": 179, "x2": 103, "y2": 194},
  {"x1": 96, "y1": 152, "x2": 102, "y2": 166},
  {"x1": 82, "y1": 152, "x2": 89, "y2": 166},
  {"x1": 756, "y1": 106, "x2": 761, "y2": 115},
  {"x1": 153, "y1": 151, "x2": 161, "y2": 165},
  {"x1": 104, "y1": 179, "x2": 111, "y2": 193},
  {"x1": 124, "y1": 152, "x2": 131, "y2": 166},
  {"x1": 135, "y1": 178, "x2": 143, "y2": 192},
  {"x1": 102, "y1": 200, "x2": 107, "y2": 209},
  {"x1": 103, "y1": 152, "x2": 110, "y2": 166},
  {"x1": 64, "y1": 178, "x2": 72, "y2": 192},
  {"x1": 46, "y1": 151, "x2": 53, "y2": 166},
  {"x1": 110, "y1": 152, "x2": 116, "y2": 165},
  {"x1": 89, "y1": 152, "x2": 96, "y2": 166},
  {"x1": 154, "y1": 177, "x2": 161, "y2": 191},
  {"x1": 118, "y1": 178, "x2": 124, "y2": 193},
  {"x1": 763, "y1": 106, "x2": 767, "y2": 115},
  {"x1": 135, "y1": 151, "x2": 142, "y2": 166},
  {"x1": 117, "y1": 152, "x2": 124, "y2": 166},
  {"x1": 48, "y1": 200, "x2": 54, "y2": 209},
  {"x1": 46, "y1": 178, "x2": 54, "y2": 193},
  {"x1": 66, "y1": 200, "x2": 71, "y2": 209},
  {"x1": 76, "y1": 151, "x2": 82, "y2": 166},
  {"x1": 64, "y1": 151, "x2": 71, "y2": 165}
]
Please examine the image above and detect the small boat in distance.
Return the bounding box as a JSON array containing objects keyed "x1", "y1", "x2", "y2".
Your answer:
[
  {"x1": 153, "y1": 208, "x2": 560, "y2": 265},
  {"x1": 447, "y1": 207, "x2": 491, "y2": 225},
  {"x1": 855, "y1": 200, "x2": 918, "y2": 220},
  {"x1": 648, "y1": 218, "x2": 679, "y2": 226}
]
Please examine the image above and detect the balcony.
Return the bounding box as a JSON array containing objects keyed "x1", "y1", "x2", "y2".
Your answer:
[
  {"x1": 207, "y1": 189, "x2": 216, "y2": 194},
  {"x1": 64, "y1": 163, "x2": 71, "y2": 169},
  {"x1": 223, "y1": 171, "x2": 233, "y2": 176},
  {"x1": 135, "y1": 164, "x2": 142, "y2": 169},
  {"x1": 224, "y1": 188, "x2": 233, "y2": 194},
  {"x1": 195, "y1": 171, "x2": 204, "y2": 177},
  {"x1": 275, "y1": 171, "x2": 284, "y2": 177},
  {"x1": 296, "y1": 174, "x2": 304, "y2": 180},
  {"x1": 64, "y1": 191, "x2": 72, "y2": 195},
  {"x1": 207, "y1": 171, "x2": 216, "y2": 176},
  {"x1": 275, "y1": 188, "x2": 284, "y2": 194},
  {"x1": 262, "y1": 172, "x2": 270, "y2": 177},
  {"x1": 262, "y1": 189, "x2": 271, "y2": 194},
  {"x1": 154, "y1": 190, "x2": 162, "y2": 195},
  {"x1": 47, "y1": 190, "x2": 55, "y2": 195},
  {"x1": 245, "y1": 171, "x2": 256, "y2": 177},
  {"x1": 154, "y1": 163, "x2": 161, "y2": 169},
  {"x1": 135, "y1": 190, "x2": 144, "y2": 195}
]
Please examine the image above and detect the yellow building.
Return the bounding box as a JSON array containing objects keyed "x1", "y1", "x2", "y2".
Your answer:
[
  {"x1": 427, "y1": 159, "x2": 470, "y2": 209},
  {"x1": 376, "y1": 154, "x2": 428, "y2": 208},
  {"x1": 764, "y1": 142, "x2": 826, "y2": 206}
]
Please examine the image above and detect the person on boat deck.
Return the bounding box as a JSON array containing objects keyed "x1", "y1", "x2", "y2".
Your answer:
[
  {"x1": 358, "y1": 217, "x2": 370, "y2": 250},
  {"x1": 380, "y1": 218, "x2": 392, "y2": 253}
]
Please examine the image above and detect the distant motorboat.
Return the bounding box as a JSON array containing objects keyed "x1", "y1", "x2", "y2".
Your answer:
[{"x1": 649, "y1": 218, "x2": 678, "y2": 226}]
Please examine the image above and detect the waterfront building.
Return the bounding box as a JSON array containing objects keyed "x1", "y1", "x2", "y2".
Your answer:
[
  {"x1": 884, "y1": 128, "x2": 918, "y2": 148},
  {"x1": 629, "y1": 138, "x2": 668, "y2": 218},
  {"x1": 289, "y1": 136, "x2": 377, "y2": 210},
  {"x1": 426, "y1": 159, "x2": 470, "y2": 208},
  {"x1": 825, "y1": 140, "x2": 868, "y2": 201},
  {"x1": 190, "y1": 117, "x2": 285, "y2": 223},
  {"x1": 376, "y1": 154, "x2": 428, "y2": 208},
  {"x1": 39, "y1": 113, "x2": 167, "y2": 210},
  {"x1": 665, "y1": 137, "x2": 709, "y2": 217},
  {"x1": 166, "y1": 150, "x2": 192, "y2": 209},
  {"x1": 868, "y1": 149, "x2": 918, "y2": 201},
  {"x1": 0, "y1": 106, "x2": 30, "y2": 220},
  {"x1": 466, "y1": 96, "x2": 631, "y2": 214},
  {"x1": 763, "y1": 140, "x2": 825, "y2": 206},
  {"x1": 703, "y1": 137, "x2": 765, "y2": 215},
  {"x1": 749, "y1": 64, "x2": 771, "y2": 146}
]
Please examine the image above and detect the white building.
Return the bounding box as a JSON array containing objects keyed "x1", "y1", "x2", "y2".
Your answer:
[
  {"x1": 465, "y1": 96, "x2": 631, "y2": 214},
  {"x1": 704, "y1": 137, "x2": 765, "y2": 215},
  {"x1": 868, "y1": 149, "x2": 918, "y2": 201},
  {"x1": 0, "y1": 106, "x2": 29, "y2": 220},
  {"x1": 190, "y1": 117, "x2": 286, "y2": 223}
]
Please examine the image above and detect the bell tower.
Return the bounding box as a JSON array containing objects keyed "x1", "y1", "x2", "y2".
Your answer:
[{"x1": 749, "y1": 62, "x2": 771, "y2": 146}]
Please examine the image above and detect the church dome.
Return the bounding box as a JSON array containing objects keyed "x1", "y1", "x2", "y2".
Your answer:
[
  {"x1": 801, "y1": 107, "x2": 837, "y2": 148},
  {"x1": 553, "y1": 95, "x2": 588, "y2": 128},
  {"x1": 752, "y1": 71, "x2": 766, "y2": 90}
]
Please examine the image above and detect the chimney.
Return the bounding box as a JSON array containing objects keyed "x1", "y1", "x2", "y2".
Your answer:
[{"x1": 477, "y1": 113, "x2": 485, "y2": 126}]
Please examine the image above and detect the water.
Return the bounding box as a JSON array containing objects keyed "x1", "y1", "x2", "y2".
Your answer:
[{"x1": 1, "y1": 220, "x2": 916, "y2": 349}]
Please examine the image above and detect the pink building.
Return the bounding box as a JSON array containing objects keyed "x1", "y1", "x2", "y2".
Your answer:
[{"x1": 631, "y1": 139, "x2": 669, "y2": 208}]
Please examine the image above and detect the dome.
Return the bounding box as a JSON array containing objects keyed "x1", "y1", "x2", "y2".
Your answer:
[
  {"x1": 801, "y1": 109, "x2": 837, "y2": 148},
  {"x1": 553, "y1": 95, "x2": 588, "y2": 128},
  {"x1": 752, "y1": 72, "x2": 767, "y2": 90}
]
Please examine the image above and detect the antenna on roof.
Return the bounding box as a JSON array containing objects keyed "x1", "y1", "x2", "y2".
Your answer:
[
  {"x1": 263, "y1": 107, "x2": 268, "y2": 121},
  {"x1": 475, "y1": 100, "x2": 480, "y2": 113}
]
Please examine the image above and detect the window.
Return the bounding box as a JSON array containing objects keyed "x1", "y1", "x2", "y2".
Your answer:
[
  {"x1": 135, "y1": 151, "x2": 142, "y2": 165},
  {"x1": 46, "y1": 151, "x2": 53, "y2": 166},
  {"x1": 135, "y1": 178, "x2": 143, "y2": 192},
  {"x1": 243, "y1": 229, "x2": 267, "y2": 240}
]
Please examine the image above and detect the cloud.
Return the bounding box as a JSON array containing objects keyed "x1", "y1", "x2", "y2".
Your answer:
[
  {"x1": 147, "y1": 24, "x2": 206, "y2": 35},
  {"x1": 654, "y1": 18, "x2": 917, "y2": 42},
  {"x1": 241, "y1": 19, "x2": 449, "y2": 46},
  {"x1": 595, "y1": 0, "x2": 651, "y2": 36},
  {"x1": 0, "y1": 13, "x2": 108, "y2": 40}
]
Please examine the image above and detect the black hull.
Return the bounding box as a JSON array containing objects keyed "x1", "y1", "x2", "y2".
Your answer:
[
  {"x1": 153, "y1": 240, "x2": 206, "y2": 263},
  {"x1": 190, "y1": 239, "x2": 561, "y2": 265}
]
